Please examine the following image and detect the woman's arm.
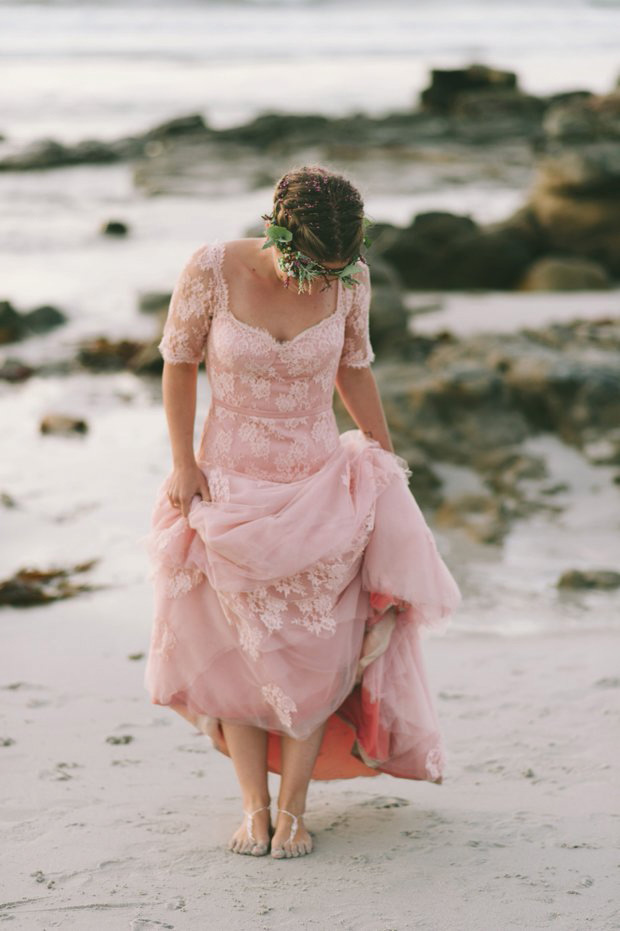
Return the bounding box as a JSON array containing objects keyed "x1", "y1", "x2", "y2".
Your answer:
[
  {"x1": 161, "y1": 361, "x2": 211, "y2": 516},
  {"x1": 162, "y1": 361, "x2": 200, "y2": 468},
  {"x1": 157, "y1": 243, "x2": 215, "y2": 516},
  {"x1": 335, "y1": 364, "x2": 395, "y2": 454}
]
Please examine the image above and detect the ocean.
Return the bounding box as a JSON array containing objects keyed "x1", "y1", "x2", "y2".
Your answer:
[{"x1": 2, "y1": 0, "x2": 620, "y2": 146}]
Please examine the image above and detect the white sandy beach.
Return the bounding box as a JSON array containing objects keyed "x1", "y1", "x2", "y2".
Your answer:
[{"x1": 3, "y1": 590, "x2": 619, "y2": 930}]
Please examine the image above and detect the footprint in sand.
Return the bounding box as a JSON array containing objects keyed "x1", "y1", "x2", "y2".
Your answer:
[
  {"x1": 130, "y1": 920, "x2": 174, "y2": 930},
  {"x1": 39, "y1": 761, "x2": 81, "y2": 781},
  {"x1": 360, "y1": 796, "x2": 410, "y2": 809}
]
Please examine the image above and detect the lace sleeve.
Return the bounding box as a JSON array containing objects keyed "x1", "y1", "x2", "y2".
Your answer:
[
  {"x1": 158, "y1": 243, "x2": 215, "y2": 364},
  {"x1": 339, "y1": 262, "x2": 375, "y2": 369}
]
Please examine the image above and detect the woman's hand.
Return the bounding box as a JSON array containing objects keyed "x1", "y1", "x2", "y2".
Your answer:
[{"x1": 166, "y1": 462, "x2": 212, "y2": 517}]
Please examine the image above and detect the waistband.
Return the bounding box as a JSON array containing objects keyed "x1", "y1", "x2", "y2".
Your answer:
[{"x1": 211, "y1": 397, "x2": 334, "y2": 419}]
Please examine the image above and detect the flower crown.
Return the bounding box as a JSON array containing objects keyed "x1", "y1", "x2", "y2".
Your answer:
[{"x1": 260, "y1": 212, "x2": 373, "y2": 295}]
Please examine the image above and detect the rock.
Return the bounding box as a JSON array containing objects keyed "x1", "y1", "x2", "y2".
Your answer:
[
  {"x1": 0, "y1": 300, "x2": 67, "y2": 343},
  {"x1": 0, "y1": 560, "x2": 97, "y2": 607},
  {"x1": 420, "y1": 64, "x2": 519, "y2": 113},
  {"x1": 1, "y1": 492, "x2": 18, "y2": 508},
  {"x1": 218, "y1": 112, "x2": 332, "y2": 149},
  {"x1": 130, "y1": 342, "x2": 164, "y2": 375},
  {"x1": 0, "y1": 137, "x2": 124, "y2": 171},
  {"x1": 21, "y1": 304, "x2": 67, "y2": 332},
  {"x1": 138, "y1": 290, "x2": 172, "y2": 314},
  {"x1": 434, "y1": 493, "x2": 510, "y2": 544},
  {"x1": 100, "y1": 219, "x2": 129, "y2": 236},
  {"x1": 368, "y1": 286, "x2": 410, "y2": 357},
  {"x1": 0, "y1": 114, "x2": 211, "y2": 172},
  {"x1": 0, "y1": 300, "x2": 26, "y2": 343},
  {"x1": 374, "y1": 319, "x2": 620, "y2": 479},
  {"x1": 365, "y1": 255, "x2": 403, "y2": 289},
  {"x1": 518, "y1": 256, "x2": 611, "y2": 291},
  {"x1": 474, "y1": 447, "x2": 547, "y2": 487},
  {"x1": 397, "y1": 446, "x2": 443, "y2": 508},
  {"x1": 557, "y1": 569, "x2": 620, "y2": 591},
  {"x1": 537, "y1": 141, "x2": 620, "y2": 196},
  {"x1": 542, "y1": 91, "x2": 620, "y2": 144},
  {"x1": 378, "y1": 211, "x2": 538, "y2": 289},
  {"x1": 527, "y1": 142, "x2": 620, "y2": 275},
  {"x1": 0, "y1": 357, "x2": 35, "y2": 382},
  {"x1": 503, "y1": 351, "x2": 620, "y2": 442},
  {"x1": 452, "y1": 89, "x2": 545, "y2": 121},
  {"x1": 77, "y1": 336, "x2": 143, "y2": 371},
  {"x1": 39, "y1": 414, "x2": 88, "y2": 435},
  {"x1": 379, "y1": 360, "x2": 531, "y2": 464},
  {"x1": 143, "y1": 113, "x2": 210, "y2": 140}
]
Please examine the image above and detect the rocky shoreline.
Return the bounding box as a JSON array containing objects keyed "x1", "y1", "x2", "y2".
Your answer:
[
  {"x1": 1, "y1": 63, "x2": 619, "y2": 608},
  {"x1": 4, "y1": 65, "x2": 618, "y2": 292}
]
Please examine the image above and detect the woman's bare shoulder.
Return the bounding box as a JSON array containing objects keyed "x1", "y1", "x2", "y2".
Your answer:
[
  {"x1": 222, "y1": 237, "x2": 261, "y2": 260},
  {"x1": 219, "y1": 238, "x2": 265, "y2": 277}
]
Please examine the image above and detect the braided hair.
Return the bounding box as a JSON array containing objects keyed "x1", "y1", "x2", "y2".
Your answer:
[{"x1": 270, "y1": 165, "x2": 365, "y2": 266}]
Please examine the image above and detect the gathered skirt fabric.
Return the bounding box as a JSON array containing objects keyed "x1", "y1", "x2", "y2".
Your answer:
[{"x1": 142, "y1": 428, "x2": 461, "y2": 783}]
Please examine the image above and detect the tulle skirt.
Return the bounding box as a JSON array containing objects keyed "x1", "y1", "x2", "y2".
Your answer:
[{"x1": 141, "y1": 429, "x2": 461, "y2": 782}]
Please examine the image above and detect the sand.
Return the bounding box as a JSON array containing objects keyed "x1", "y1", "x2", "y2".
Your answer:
[{"x1": 3, "y1": 589, "x2": 619, "y2": 931}]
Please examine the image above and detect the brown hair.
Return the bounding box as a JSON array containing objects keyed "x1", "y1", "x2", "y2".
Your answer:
[{"x1": 271, "y1": 165, "x2": 365, "y2": 265}]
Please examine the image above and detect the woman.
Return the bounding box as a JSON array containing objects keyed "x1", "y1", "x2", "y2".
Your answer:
[{"x1": 142, "y1": 165, "x2": 461, "y2": 860}]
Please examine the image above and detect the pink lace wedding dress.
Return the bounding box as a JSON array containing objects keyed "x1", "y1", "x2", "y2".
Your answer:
[{"x1": 142, "y1": 239, "x2": 461, "y2": 782}]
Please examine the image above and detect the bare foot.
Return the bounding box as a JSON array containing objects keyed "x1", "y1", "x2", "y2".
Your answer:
[
  {"x1": 228, "y1": 804, "x2": 272, "y2": 856},
  {"x1": 271, "y1": 808, "x2": 313, "y2": 858}
]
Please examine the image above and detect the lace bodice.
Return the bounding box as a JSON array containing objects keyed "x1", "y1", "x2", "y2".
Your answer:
[{"x1": 158, "y1": 239, "x2": 375, "y2": 482}]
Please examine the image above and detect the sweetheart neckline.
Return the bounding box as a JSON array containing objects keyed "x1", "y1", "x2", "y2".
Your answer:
[{"x1": 213, "y1": 239, "x2": 343, "y2": 347}]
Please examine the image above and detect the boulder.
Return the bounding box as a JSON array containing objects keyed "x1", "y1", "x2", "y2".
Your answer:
[
  {"x1": 0, "y1": 300, "x2": 67, "y2": 342},
  {"x1": 542, "y1": 91, "x2": 620, "y2": 144},
  {"x1": 0, "y1": 301, "x2": 26, "y2": 343},
  {"x1": 21, "y1": 304, "x2": 67, "y2": 332},
  {"x1": 527, "y1": 142, "x2": 620, "y2": 275},
  {"x1": 378, "y1": 211, "x2": 538, "y2": 289},
  {"x1": 420, "y1": 64, "x2": 519, "y2": 113},
  {"x1": 518, "y1": 255, "x2": 611, "y2": 291}
]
